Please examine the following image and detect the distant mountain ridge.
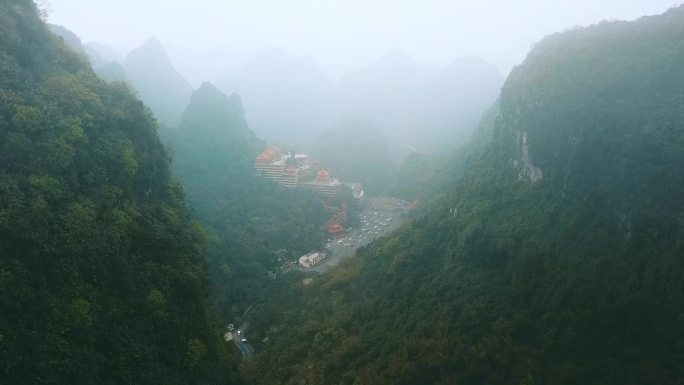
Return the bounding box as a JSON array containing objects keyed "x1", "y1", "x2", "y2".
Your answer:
[
  {"x1": 217, "y1": 47, "x2": 335, "y2": 145},
  {"x1": 247, "y1": 6, "x2": 684, "y2": 385},
  {"x1": 46, "y1": 25, "x2": 502, "y2": 159},
  {"x1": 335, "y1": 51, "x2": 504, "y2": 154},
  {"x1": 45, "y1": 27, "x2": 191, "y2": 124},
  {"x1": 216, "y1": 48, "x2": 503, "y2": 159},
  {"x1": 310, "y1": 117, "x2": 395, "y2": 195},
  {"x1": 123, "y1": 36, "x2": 193, "y2": 126}
]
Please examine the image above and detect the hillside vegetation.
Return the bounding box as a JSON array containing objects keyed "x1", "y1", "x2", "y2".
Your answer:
[
  {"x1": 247, "y1": 7, "x2": 684, "y2": 385},
  {"x1": 162, "y1": 82, "x2": 328, "y2": 318},
  {"x1": 0, "y1": 2, "x2": 241, "y2": 383}
]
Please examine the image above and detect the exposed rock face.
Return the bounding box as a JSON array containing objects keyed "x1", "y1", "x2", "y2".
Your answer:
[{"x1": 515, "y1": 131, "x2": 543, "y2": 182}]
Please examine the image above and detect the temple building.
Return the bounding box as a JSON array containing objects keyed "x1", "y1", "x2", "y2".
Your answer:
[
  {"x1": 255, "y1": 147, "x2": 342, "y2": 196},
  {"x1": 254, "y1": 146, "x2": 299, "y2": 188},
  {"x1": 301, "y1": 169, "x2": 341, "y2": 197}
]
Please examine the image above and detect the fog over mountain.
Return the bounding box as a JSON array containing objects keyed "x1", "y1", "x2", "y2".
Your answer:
[
  {"x1": 7, "y1": 1, "x2": 684, "y2": 384},
  {"x1": 213, "y1": 47, "x2": 503, "y2": 156},
  {"x1": 45, "y1": 0, "x2": 678, "y2": 80},
  {"x1": 123, "y1": 37, "x2": 194, "y2": 126},
  {"x1": 335, "y1": 50, "x2": 504, "y2": 153},
  {"x1": 216, "y1": 48, "x2": 335, "y2": 145},
  {"x1": 83, "y1": 42, "x2": 122, "y2": 68},
  {"x1": 49, "y1": 23, "x2": 500, "y2": 158},
  {"x1": 47, "y1": 23, "x2": 83, "y2": 53},
  {"x1": 44, "y1": 0, "x2": 679, "y2": 153}
]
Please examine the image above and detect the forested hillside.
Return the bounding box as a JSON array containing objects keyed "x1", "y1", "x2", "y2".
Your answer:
[
  {"x1": 162, "y1": 82, "x2": 328, "y2": 318},
  {"x1": 311, "y1": 117, "x2": 395, "y2": 195},
  {"x1": 391, "y1": 102, "x2": 499, "y2": 203},
  {"x1": 0, "y1": 1, "x2": 241, "y2": 383},
  {"x1": 247, "y1": 7, "x2": 684, "y2": 385}
]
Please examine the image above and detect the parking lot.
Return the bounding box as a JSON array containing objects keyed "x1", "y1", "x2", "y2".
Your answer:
[{"x1": 308, "y1": 196, "x2": 411, "y2": 273}]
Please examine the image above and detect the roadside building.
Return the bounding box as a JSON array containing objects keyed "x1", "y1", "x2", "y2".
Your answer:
[{"x1": 299, "y1": 251, "x2": 327, "y2": 268}]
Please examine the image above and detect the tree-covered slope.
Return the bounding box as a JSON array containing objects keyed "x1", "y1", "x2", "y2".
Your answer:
[
  {"x1": 247, "y1": 7, "x2": 684, "y2": 385},
  {"x1": 391, "y1": 102, "x2": 500, "y2": 203},
  {"x1": 0, "y1": 2, "x2": 240, "y2": 383},
  {"x1": 164, "y1": 82, "x2": 328, "y2": 318}
]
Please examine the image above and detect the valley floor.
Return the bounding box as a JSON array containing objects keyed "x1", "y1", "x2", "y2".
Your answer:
[{"x1": 305, "y1": 196, "x2": 412, "y2": 273}]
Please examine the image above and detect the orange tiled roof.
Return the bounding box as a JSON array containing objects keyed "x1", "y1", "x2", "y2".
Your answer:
[
  {"x1": 316, "y1": 169, "x2": 330, "y2": 181},
  {"x1": 256, "y1": 146, "x2": 280, "y2": 161}
]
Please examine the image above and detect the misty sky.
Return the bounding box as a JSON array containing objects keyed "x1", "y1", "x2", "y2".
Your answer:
[{"x1": 43, "y1": 0, "x2": 681, "y2": 84}]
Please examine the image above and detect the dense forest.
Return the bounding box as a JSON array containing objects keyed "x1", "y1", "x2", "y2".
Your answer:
[
  {"x1": 4, "y1": 0, "x2": 684, "y2": 384},
  {"x1": 246, "y1": 6, "x2": 684, "y2": 385},
  {"x1": 0, "y1": 1, "x2": 242, "y2": 384}
]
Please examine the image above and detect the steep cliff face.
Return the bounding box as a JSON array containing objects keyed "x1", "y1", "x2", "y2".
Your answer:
[{"x1": 495, "y1": 8, "x2": 684, "y2": 210}]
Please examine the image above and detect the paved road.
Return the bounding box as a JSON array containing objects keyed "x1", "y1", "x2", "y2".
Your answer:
[
  {"x1": 309, "y1": 196, "x2": 411, "y2": 273},
  {"x1": 234, "y1": 332, "x2": 254, "y2": 359},
  {"x1": 233, "y1": 197, "x2": 411, "y2": 358}
]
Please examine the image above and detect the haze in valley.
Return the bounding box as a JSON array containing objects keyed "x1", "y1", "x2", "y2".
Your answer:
[{"x1": 41, "y1": 0, "x2": 683, "y2": 167}]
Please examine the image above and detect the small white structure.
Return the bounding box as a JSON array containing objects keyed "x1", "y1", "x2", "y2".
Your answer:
[
  {"x1": 294, "y1": 153, "x2": 310, "y2": 170},
  {"x1": 299, "y1": 251, "x2": 327, "y2": 268}
]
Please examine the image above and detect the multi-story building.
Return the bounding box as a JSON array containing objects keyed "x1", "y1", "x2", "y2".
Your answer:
[
  {"x1": 255, "y1": 146, "x2": 299, "y2": 188},
  {"x1": 301, "y1": 169, "x2": 341, "y2": 197},
  {"x1": 299, "y1": 251, "x2": 327, "y2": 268},
  {"x1": 256, "y1": 147, "x2": 343, "y2": 196}
]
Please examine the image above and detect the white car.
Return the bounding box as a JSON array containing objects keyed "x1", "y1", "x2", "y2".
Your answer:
[{"x1": 241, "y1": 338, "x2": 247, "y2": 342}]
